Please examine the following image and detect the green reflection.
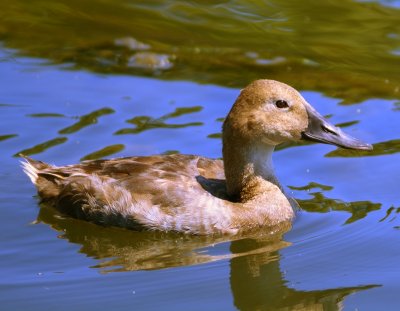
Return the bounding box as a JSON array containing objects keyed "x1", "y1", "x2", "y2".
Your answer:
[
  {"x1": 58, "y1": 107, "x2": 114, "y2": 134},
  {"x1": 289, "y1": 181, "x2": 333, "y2": 191},
  {"x1": 290, "y1": 181, "x2": 382, "y2": 223},
  {"x1": 36, "y1": 204, "x2": 378, "y2": 309},
  {"x1": 379, "y1": 205, "x2": 400, "y2": 222},
  {"x1": 161, "y1": 106, "x2": 202, "y2": 118},
  {"x1": 230, "y1": 241, "x2": 377, "y2": 311},
  {"x1": 0, "y1": 134, "x2": 17, "y2": 141},
  {"x1": 0, "y1": 103, "x2": 21, "y2": 107},
  {"x1": 80, "y1": 144, "x2": 125, "y2": 161},
  {"x1": 27, "y1": 113, "x2": 66, "y2": 118},
  {"x1": 334, "y1": 120, "x2": 359, "y2": 128},
  {"x1": 35, "y1": 204, "x2": 290, "y2": 272},
  {"x1": 207, "y1": 133, "x2": 222, "y2": 139},
  {"x1": 1, "y1": 0, "x2": 400, "y2": 102},
  {"x1": 115, "y1": 106, "x2": 203, "y2": 135},
  {"x1": 162, "y1": 150, "x2": 180, "y2": 155},
  {"x1": 15, "y1": 137, "x2": 68, "y2": 156},
  {"x1": 326, "y1": 138, "x2": 400, "y2": 157},
  {"x1": 297, "y1": 191, "x2": 381, "y2": 224}
]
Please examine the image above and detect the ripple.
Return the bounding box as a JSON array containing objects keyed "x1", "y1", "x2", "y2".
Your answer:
[
  {"x1": 0, "y1": 134, "x2": 18, "y2": 142},
  {"x1": 58, "y1": 108, "x2": 115, "y2": 135},
  {"x1": 115, "y1": 119, "x2": 203, "y2": 135},
  {"x1": 379, "y1": 205, "x2": 400, "y2": 223},
  {"x1": 297, "y1": 192, "x2": 381, "y2": 224},
  {"x1": 27, "y1": 113, "x2": 66, "y2": 118},
  {"x1": 15, "y1": 137, "x2": 68, "y2": 156},
  {"x1": 207, "y1": 133, "x2": 222, "y2": 139},
  {"x1": 80, "y1": 144, "x2": 125, "y2": 161},
  {"x1": 289, "y1": 182, "x2": 333, "y2": 191},
  {"x1": 115, "y1": 106, "x2": 203, "y2": 135},
  {"x1": 326, "y1": 138, "x2": 400, "y2": 157}
]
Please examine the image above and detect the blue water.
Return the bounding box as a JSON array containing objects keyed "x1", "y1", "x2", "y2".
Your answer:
[{"x1": 1, "y1": 1, "x2": 400, "y2": 309}]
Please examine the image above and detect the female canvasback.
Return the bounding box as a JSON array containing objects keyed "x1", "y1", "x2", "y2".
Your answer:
[{"x1": 21, "y1": 80, "x2": 372, "y2": 235}]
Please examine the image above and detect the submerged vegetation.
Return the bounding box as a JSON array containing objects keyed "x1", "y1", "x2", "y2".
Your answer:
[{"x1": 1, "y1": 0, "x2": 400, "y2": 103}]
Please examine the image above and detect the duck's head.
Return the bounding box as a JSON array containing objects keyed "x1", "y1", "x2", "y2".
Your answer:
[{"x1": 223, "y1": 79, "x2": 372, "y2": 150}]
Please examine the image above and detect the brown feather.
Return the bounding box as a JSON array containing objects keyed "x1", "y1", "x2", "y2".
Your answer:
[{"x1": 21, "y1": 80, "x2": 369, "y2": 234}]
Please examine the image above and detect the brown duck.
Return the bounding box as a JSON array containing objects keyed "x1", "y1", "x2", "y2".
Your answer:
[{"x1": 22, "y1": 80, "x2": 372, "y2": 235}]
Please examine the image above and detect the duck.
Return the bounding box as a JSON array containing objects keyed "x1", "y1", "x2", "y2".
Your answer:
[{"x1": 21, "y1": 80, "x2": 372, "y2": 235}]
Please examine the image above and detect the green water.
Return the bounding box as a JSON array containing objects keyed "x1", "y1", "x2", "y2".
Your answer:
[{"x1": 1, "y1": 1, "x2": 399, "y2": 310}]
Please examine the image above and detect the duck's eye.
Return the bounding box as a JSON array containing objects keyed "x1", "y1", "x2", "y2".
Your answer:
[{"x1": 275, "y1": 100, "x2": 289, "y2": 109}]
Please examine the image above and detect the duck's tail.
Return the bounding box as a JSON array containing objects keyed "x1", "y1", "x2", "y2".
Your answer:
[
  {"x1": 20, "y1": 154, "x2": 64, "y2": 201},
  {"x1": 20, "y1": 155, "x2": 47, "y2": 184}
]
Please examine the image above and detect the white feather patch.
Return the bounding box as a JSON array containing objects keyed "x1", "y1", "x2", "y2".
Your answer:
[{"x1": 20, "y1": 160, "x2": 38, "y2": 184}]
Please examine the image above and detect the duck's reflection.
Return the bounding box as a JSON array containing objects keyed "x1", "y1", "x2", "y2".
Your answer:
[
  {"x1": 37, "y1": 205, "x2": 290, "y2": 271},
  {"x1": 36, "y1": 205, "x2": 377, "y2": 309},
  {"x1": 230, "y1": 242, "x2": 376, "y2": 310}
]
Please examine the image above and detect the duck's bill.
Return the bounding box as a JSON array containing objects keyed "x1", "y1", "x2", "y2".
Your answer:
[{"x1": 301, "y1": 105, "x2": 373, "y2": 150}]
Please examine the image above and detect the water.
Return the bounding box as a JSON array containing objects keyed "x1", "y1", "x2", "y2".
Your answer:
[{"x1": 1, "y1": 1, "x2": 400, "y2": 310}]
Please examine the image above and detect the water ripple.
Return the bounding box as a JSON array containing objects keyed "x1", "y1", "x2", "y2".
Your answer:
[
  {"x1": 15, "y1": 137, "x2": 68, "y2": 157},
  {"x1": 58, "y1": 108, "x2": 115, "y2": 135}
]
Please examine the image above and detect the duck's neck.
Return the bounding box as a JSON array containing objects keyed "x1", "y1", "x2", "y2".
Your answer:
[{"x1": 222, "y1": 138, "x2": 281, "y2": 202}]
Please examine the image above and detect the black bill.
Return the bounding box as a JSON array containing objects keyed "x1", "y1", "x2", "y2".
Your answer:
[{"x1": 302, "y1": 104, "x2": 373, "y2": 150}]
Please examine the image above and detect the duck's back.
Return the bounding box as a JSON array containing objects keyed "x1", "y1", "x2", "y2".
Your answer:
[{"x1": 22, "y1": 154, "x2": 236, "y2": 234}]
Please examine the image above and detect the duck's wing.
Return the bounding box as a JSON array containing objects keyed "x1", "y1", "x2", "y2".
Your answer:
[{"x1": 22, "y1": 154, "x2": 232, "y2": 233}]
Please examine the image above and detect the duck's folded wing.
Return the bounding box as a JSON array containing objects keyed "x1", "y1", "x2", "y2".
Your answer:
[{"x1": 24, "y1": 154, "x2": 233, "y2": 233}]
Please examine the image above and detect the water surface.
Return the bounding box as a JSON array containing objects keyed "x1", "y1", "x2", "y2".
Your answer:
[{"x1": 1, "y1": 1, "x2": 400, "y2": 310}]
